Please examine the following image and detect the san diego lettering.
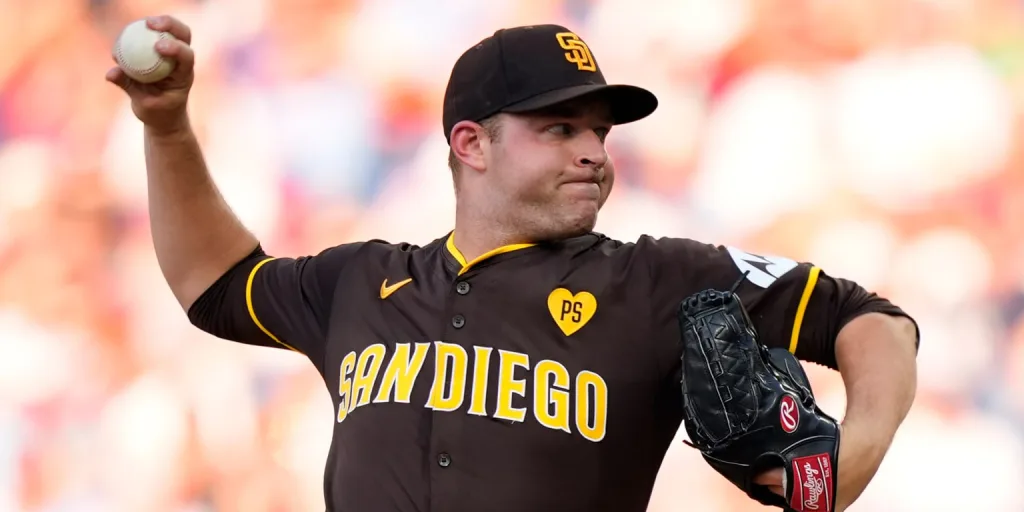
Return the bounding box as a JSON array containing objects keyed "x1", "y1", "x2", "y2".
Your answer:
[{"x1": 335, "y1": 342, "x2": 608, "y2": 443}]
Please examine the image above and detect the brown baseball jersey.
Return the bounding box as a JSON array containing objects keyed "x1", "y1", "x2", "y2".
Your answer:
[{"x1": 188, "y1": 232, "x2": 917, "y2": 512}]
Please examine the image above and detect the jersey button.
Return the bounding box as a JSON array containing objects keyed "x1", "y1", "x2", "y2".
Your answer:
[
  {"x1": 452, "y1": 315, "x2": 465, "y2": 329},
  {"x1": 438, "y1": 453, "x2": 452, "y2": 467},
  {"x1": 456, "y1": 281, "x2": 471, "y2": 295}
]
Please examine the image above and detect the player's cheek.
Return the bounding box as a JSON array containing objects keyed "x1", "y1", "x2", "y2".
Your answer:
[
  {"x1": 598, "y1": 171, "x2": 613, "y2": 208},
  {"x1": 523, "y1": 172, "x2": 559, "y2": 205}
]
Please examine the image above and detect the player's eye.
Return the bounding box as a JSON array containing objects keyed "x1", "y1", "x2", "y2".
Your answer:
[
  {"x1": 594, "y1": 127, "x2": 611, "y2": 142},
  {"x1": 546, "y1": 123, "x2": 574, "y2": 136}
]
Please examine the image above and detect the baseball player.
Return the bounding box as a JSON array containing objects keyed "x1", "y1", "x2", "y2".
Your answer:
[{"x1": 106, "y1": 16, "x2": 919, "y2": 512}]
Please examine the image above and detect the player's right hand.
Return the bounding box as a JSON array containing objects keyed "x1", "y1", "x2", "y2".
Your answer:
[{"x1": 106, "y1": 15, "x2": 195, "y2": 134}]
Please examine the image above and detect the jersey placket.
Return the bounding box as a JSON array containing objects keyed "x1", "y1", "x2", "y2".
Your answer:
[{"x1": 428, "y1": 271, "x2": 476, "y2": 511}]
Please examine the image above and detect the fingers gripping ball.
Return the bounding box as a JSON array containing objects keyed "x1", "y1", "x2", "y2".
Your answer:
[{"x1": 113, "y1": 19, "x2": 178, "y2": 84}]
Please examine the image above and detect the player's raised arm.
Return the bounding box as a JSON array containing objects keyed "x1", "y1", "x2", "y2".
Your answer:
[
  {"x1": 105, "y1": 16, "x2": 362, "y2": 364},
  {"x1": 106, "y1": 16, "x2": 256, "y2": 311}
]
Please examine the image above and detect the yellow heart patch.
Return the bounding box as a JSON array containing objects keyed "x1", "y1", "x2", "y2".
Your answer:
[{"x1": 547, "y1": 288, "x2": 597, "y2": 336}]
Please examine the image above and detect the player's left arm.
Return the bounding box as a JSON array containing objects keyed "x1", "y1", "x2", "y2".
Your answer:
[
  {"x1": 646, "y1": 237, "x2": 919, "y2": 510},
  {"x1": 746, "y1": 256, "x2": 919, "y2": 510},
  {"x1": 734, "y1": 255, "x2": 919, "y2": 511}
]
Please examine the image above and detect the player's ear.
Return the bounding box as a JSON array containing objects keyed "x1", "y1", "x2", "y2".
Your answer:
[{"x1": 449, "y1": 120, "x2": 488, "y2": 173}]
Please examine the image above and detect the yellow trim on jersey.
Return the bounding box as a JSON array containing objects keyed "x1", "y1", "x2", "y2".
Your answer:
[
  {"x1": 445, "y1": 235, "x2": 469, "y2": 267},
  {"x1": 788, "y1": 266, "x2": 821, "y2": 354},
  {"x1": 246, "y1": 257, "x2": 301, "y2": 353},
  {"x1": 445, "y1": 233, "x2": 536, "y2": 276}
]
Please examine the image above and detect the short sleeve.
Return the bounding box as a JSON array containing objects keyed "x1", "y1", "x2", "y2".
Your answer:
[
  {"x1": 642, "y1": 236, "x2": 914, "y2": 371},
  {"x1": 187, "y1": 243, "x2": 363, "y2": 367}
]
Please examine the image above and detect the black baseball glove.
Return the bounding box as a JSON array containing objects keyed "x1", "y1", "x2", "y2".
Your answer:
[{"x1": 677, "y1": 284, "x2": 841, "y2": 512}]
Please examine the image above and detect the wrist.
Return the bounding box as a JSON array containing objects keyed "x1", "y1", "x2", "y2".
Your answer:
[
  {"x1": 144, "y1": 113, "x2": 192, "y2": 139},
  {"x1": 834, "y1": 420, "x2": 891, "y2": 510},
  {"x1": 838, "y1": 423, "x2": 887, "y2": 470}
]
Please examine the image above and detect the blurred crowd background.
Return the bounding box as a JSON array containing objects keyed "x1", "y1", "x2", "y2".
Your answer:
[{"x1": 2, "y1": 0, "x2": 1024, "y2": 510}]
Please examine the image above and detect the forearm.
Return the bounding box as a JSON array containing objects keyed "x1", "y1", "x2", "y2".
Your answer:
[
  {"x1": 835, "y1": 312, "x2": 918, "y2": 437},
  {"x1": 830, "y1": 312, "x2": 918, "y2": 509},
  {"x1": 144, "y1": 119, "x2": 259, "y2": 311}
]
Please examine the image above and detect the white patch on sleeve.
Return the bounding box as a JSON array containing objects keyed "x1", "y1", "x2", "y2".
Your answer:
[{"x1": 725, "y1": 246, "x2": 798, "y2": 288}]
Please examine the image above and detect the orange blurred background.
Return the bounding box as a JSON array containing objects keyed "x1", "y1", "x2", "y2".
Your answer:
[{"x1": 1, "y1": 0, "x2": 1023, "y2": 510}]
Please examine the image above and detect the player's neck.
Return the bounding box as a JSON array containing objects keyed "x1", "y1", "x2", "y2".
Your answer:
[
  {"x1": 450, "y1": 228, "x2": 519, "y2": 264},
  {"x1": 451, "y1": 214, "x2": 530, "y2": 264}
]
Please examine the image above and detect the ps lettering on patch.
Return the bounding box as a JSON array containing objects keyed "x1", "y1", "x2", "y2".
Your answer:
[{"x1": 547, "y1": 288, "x2": 597, "y2": 336}]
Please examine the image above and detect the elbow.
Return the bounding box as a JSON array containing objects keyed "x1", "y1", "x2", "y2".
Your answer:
[
  {"x1": 880, "y1": 313, "x2": 921, "y2": 408},
  {"x1": 835, "y1": 312, "x2": 920, "y2": 422},
  {"x1": 885, "y1": 314, "x2": 920, "y2": 357},
  {"x1": 834, "y1": 313, "x2": 920, "y2": 385},
  {"x1": 184, "y1": 267, "x2": 234, "y2": 338},
  {"x1": 172, "y1": 244, "x2": 267, "y2": 313},
  {"x1": 838, "y1": 312, "x2": 919, "y2": 355},
  {"x1": 172, "y1": 273, "x2": 223, "y2": 314}
]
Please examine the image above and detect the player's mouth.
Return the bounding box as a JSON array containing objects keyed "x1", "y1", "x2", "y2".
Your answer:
[{"x1": 561, "y1": 181, "x2": 601, "y2": 200}]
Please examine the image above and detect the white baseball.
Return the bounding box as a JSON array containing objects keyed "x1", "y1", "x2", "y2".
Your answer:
[{"x1": 113, "y1": 19, "x2": 178, "y2": 84}]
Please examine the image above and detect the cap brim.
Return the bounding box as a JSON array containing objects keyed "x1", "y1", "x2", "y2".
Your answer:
[{"x1": 500, "y1": 84, "x2": 658, "y2": 125}]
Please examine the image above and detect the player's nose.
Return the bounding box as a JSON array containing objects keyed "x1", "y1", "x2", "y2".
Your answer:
[{"x1": 573, "y1": 132, "x2": 608, "y2": 171}]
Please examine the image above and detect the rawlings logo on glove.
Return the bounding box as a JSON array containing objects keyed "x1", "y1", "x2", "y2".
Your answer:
[
  {"x1": 677, "y1": 283, "x2": 841, "y2": 512},
  {"x1": 790, "y1": 454, "x2": 834, "y2": 511}
]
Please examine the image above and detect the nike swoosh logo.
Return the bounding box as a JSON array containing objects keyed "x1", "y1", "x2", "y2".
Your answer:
[{"x1": 380, "y1": 278, "x2": 413, "y2": 299}]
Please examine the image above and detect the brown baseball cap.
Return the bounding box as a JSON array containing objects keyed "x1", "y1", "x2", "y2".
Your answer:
[{"x1": 441, "y1": 24, "x2": 658, "y2": 143}]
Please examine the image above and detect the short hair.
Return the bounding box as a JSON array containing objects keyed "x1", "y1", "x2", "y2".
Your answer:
[{"x1": 447, "y1": 115, "x2": 503, "y2": 176}]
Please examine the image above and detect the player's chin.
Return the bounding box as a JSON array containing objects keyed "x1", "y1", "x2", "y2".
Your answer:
[{"x1": 558, "y1": 203, "x2": 600, "y2": 237}]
